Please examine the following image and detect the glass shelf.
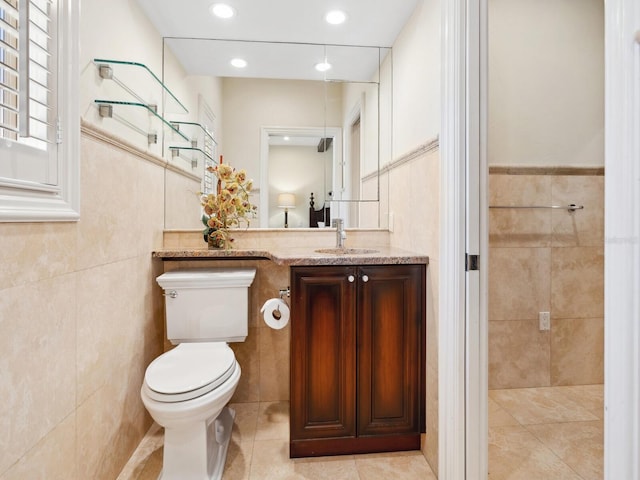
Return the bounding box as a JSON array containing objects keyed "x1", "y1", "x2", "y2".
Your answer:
[
  {"x1": 170, "y1": 121, "x2": 216, "y2": 145},
  {"x1": 169, "y1": 146, "x2": 216, "y2": 169},
  {"x1": 93, "y1": 58, "x2": 188, "y2": 115},
  {"x1": 95, "y1": 100, "x2": 190, "y2": 143}
]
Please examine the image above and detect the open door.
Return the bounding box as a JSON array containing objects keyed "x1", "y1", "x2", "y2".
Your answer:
[{"x1": 439, "y1": 0, "x2": 487, "y2": 477}]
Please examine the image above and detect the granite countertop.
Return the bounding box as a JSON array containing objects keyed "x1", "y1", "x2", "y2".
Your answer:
[{"x1": 153, "y1": 246, "x2": 428, "y2": 266}]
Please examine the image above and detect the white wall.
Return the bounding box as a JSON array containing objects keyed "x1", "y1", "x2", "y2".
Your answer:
[
  {"x1": 488, "y1": 0, "x2": 604, "y2": 167},
  {"x1": 221, "y1": 78, "x2": 341, "y2": 177},
  {"x1": 391, "y1": 0, "x2": 441, "y2": 158},
  {"x1": 163, "y1": 54, "x2": 225, "y2": 166},
  {"x1": 267, "y1": 145, "x2": 329, "y2": 227},
  {"x1": 221, "y1": 78, "x2": 342, "y2": 222},
  {"x1": 80, "y1": 0, "x2": 166, "y2": 155},
  {"x1": 81, "y1": 0, "x2": 223, "y2": 176},
  {"x1": 340, "y1": 82, "x2": 382, "y2": 178}
]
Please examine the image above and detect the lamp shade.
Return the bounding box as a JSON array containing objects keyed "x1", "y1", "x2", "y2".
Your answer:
[{"x1": 277, "y1": 193, "x2": 296, "y2": 209}]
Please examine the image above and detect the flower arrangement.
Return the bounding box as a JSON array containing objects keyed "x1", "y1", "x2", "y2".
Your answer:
[{"x1": 199, "y1": 158, "x2": 256, "y2": 249}]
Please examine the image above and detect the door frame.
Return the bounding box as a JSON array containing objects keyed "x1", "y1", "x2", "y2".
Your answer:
[
  {"x1": 601, "y1": 0, "x2": 640, "y2": 477},
  {"x1": 440, "y1": 0, "x2": 640, "y2": 478},
  {"x1": 438, "y1": 0, "x2": 475, "y2": 476}
]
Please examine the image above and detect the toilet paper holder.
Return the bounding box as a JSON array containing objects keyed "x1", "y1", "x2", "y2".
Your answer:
[
  {"x1": 267, "y1": 287, "x2": 289, "y2": 321},
  {"x1": 278, "y1": 287, "x2": 290, "y2": 299}
]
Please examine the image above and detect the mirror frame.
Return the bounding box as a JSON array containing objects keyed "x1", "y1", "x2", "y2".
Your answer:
[{"x1": 259, "y1": 126, "x2": 342, "y2": 228}]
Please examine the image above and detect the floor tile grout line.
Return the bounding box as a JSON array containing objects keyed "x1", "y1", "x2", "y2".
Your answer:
[
  {"x1": 522, "y1": 422, "x2": 589, "y2": 480},
  {"x1": 488, "y1": 386, "x2": 604, "y2": 480},
  {"x1": 489, "y1": 386, "x2": 603, "y2": 426}
]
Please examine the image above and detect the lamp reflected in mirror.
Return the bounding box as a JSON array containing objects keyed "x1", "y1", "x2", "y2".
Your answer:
[{"x1": 277, "y1": 193, "x2": 296, "y2": 228}]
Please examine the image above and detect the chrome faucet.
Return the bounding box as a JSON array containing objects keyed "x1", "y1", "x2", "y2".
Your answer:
[{"x1": 333, "y1": 218, "x2": 346, "y2": 248}]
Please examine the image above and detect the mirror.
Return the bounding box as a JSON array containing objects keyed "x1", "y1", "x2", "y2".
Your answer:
[
  {"x1": 261, "y1": 126, "x2": 340, "y2": 228},
  {"x1": 163, "y1": 38, "x2": 392, "y2": 228}
]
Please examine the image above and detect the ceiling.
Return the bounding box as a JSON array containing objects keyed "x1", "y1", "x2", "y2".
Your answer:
[{"x1": 134, "y1": 0, "x2": 420, "y2": 80}]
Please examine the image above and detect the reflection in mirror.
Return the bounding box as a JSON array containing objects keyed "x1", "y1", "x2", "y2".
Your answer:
[
  {"x1": 260, "y1": 126, "x2": 340, "y2": 228},
  {"x1": 162, "y1": 38, "x2": 392, "y2": 229}
]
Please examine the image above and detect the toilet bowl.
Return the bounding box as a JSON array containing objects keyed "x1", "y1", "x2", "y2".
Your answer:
[
  {"x1": 141, "y1": 343, "x2": 240, "y2": 480},
  {"x1": 143, "y1": 268, "x2": 256, "y2": 480}
]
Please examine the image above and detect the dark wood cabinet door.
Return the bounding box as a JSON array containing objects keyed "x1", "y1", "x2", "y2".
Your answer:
[
  {"x1": 357, "y1": 265, "x2": 425, "y2": 436},
  {"x1": 290, "y1": 266, "x2": 357, "y2": 441}
]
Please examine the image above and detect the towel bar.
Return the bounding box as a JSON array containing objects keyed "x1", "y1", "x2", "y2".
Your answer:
[{"x1": 489, "y1": 204, "x2": 584, "y2": 211}]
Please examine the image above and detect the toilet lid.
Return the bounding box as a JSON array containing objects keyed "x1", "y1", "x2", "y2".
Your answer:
[{"x1": 144, "y1": 343, "x2": 236, "y2": 402}]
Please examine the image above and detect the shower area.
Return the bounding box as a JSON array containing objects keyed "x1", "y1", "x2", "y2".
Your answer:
[{"x1": 486, "y1": 0, "x2": 604, "y2": 478}]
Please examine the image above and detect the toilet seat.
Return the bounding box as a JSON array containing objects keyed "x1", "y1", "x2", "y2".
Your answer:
[{"x1": 144, "y1": 343, "x2": 236, "y2": 402}]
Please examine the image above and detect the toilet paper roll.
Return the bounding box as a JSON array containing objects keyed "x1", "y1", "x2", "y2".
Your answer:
[{"x1": 260, "y1": 298, "x2": 290, "y2": 329}]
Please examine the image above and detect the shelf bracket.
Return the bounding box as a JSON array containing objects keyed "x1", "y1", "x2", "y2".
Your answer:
[
  {"x1": 98, "y1": 104, "x2": 113, "y2": 118},
  {"x1": 98, "y1": 64, "x2": 113, "y2": 80}
]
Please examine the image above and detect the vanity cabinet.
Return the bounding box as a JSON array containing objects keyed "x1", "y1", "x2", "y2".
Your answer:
[{"x1": 289, "y1": 264, "x2": 426, "y2": 457}]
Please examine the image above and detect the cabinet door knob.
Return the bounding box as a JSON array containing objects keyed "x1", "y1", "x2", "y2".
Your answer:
[
  {"x1": 362, "y1": 275, "x2": 369, "y2": 282},
  {"x1": 348, "y1": 275, "x2": 355, "y2": 283}
]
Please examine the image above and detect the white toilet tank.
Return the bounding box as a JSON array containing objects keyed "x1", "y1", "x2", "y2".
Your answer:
[{"x1": 156, "y1": 268, "x2": 256, "y2": 343}]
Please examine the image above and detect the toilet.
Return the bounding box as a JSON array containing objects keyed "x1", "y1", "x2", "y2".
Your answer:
[{"x1": 141, "y1": 267, "x2": 256, "y2": 480}]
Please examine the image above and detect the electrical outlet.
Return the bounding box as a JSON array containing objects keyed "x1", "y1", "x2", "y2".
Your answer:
[{"x1": 539, "y1": 311, "x2": 551, "y2": 331}]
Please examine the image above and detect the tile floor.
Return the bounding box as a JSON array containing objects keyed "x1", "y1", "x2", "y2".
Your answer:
[
  {"x1": 116, "y1": 401, "x2": 437, "y2": 480},
  {"x1": 118, "y1": 385, "x2": 603, "y2": 480},
  {"x1": 489, "y1": 384, "x2": 603, "y2": 480}
]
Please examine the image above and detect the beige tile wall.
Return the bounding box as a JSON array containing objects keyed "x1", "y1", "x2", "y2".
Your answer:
[
  {"x1": 386, "y1": 146, "x2": 440, "y2": 475},
  {"x1": 0, "y1": 130, "x2": 167, "y2": 479},
  {"x1": 488, "y1": 171, "x2": 604, "y2": 389}
]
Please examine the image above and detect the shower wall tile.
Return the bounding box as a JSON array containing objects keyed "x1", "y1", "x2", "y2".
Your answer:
[
  {"x1": 551, "y1": 317, "x2": 604, "y2": 386},
  {"x1": 551, "y1": 176, "x2": 604, "y2": 247},
  {"x1": 489, "y1": 174, "x2": 552, "y2": 247},
  {"x1": 489, "y1": 320, "x2": 551, "y2": 389},
  {"x1": 489, "y1": 171, "x2": 604, "y2": 389},
  {"x1": 551, "y1": 247, "x2": 604, "y2": 319},
  {"x1": 489, "y1": 247, "x2": 551, "y2": 321}
]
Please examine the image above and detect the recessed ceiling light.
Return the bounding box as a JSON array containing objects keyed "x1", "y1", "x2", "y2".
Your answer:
[
  {"x1": 211, "y1": 3, "x2": 235, "y2": 19},
  {"x1": 315, "y1": 62, "x2": 332, "y2": 72},
  {"x1": 325, "y1": 10, "x2": 347, "y2": 25},
  {"x1": 283, "y1": 136, "x2": 290, "y2": 141},
  {"x1": 230, "y1": 58, "x2": 247, "y2": 68}
]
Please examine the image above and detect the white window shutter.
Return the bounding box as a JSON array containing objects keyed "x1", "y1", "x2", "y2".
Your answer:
[{"x1": 0, "y1": 0, "x2": 80, "y2": 222}]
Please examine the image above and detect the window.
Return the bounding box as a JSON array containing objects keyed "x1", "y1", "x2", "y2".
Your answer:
[
  {"x1": 199, "y1": 95, "x2": 217, "y2": 195},
  {"x1": 0, "y1": 0, "x2": 79, "y2": 222}
]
